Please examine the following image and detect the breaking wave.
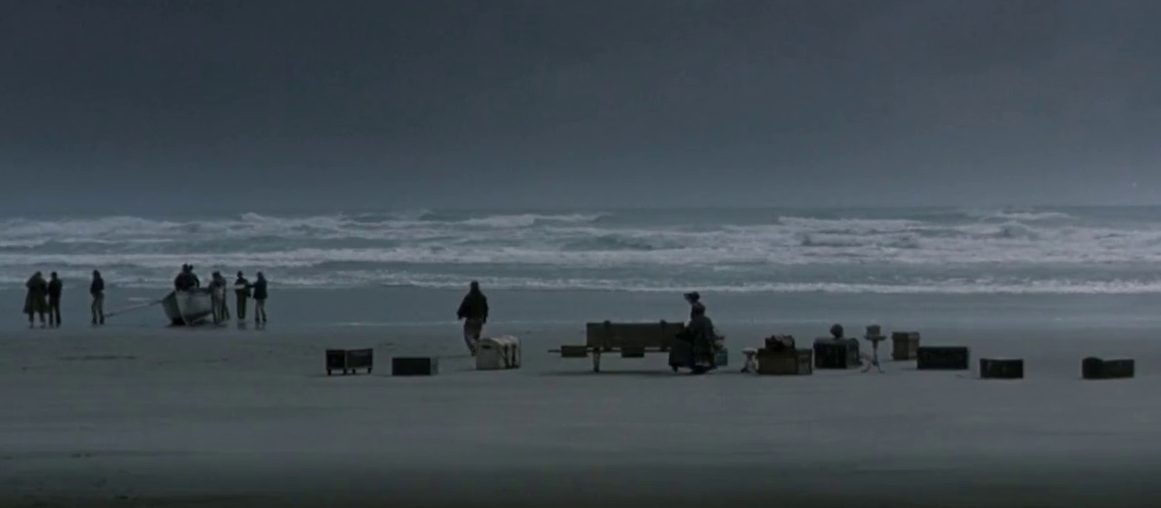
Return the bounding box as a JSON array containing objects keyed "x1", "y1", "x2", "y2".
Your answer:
[{"x1": 4, "y1": 207, "x2": 1161, "y2": 293}]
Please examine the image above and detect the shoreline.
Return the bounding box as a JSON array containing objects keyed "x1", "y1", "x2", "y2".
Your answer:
[{"x1": 6, "y1": 286, "x2": 1161, "y2": 332}]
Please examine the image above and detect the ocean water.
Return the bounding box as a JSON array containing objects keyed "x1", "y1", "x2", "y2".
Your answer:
[{"x1": 4, "y1": 206, "x2": 1161, "y2": 294}]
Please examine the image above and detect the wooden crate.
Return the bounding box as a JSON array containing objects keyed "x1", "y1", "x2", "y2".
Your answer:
[
  {"x1": 326, "y1": 348, "x2": 373, "y2": 375},
  {"x1": 891, "y1": 332, "x2": 920, "y2": 360},
  {"x1": 392, "y1": 357, "x2": 439, "y2": 376},
  {"x1": 757, "y1": 349, "x2": 813, "y2": 375},
  {"x1": 1082, "y1": 357, "x2": 1134, "y2": 380},
  {"x1": 812, "y1": 338, "x2": 860, "y2": 369},
  {"x1": 917, "y1": 346, "x2": 970, "y2": 370},
  {"x1": 980, "y1": 358, "x2": 1023, "y2": 379}
]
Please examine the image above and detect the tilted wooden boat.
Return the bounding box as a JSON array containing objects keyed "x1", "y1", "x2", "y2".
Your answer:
[{"x1": 161, "y1": 289, "x2": 214, "y2": 326}]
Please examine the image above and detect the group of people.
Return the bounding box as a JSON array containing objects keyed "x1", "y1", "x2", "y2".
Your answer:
[
  {"x1": 454, "y1": 282, "x2": 721, "y2": 374},
  {"x1": 20, "y1": 266, "x2": 270, "y2": 328},
  {"x1": 174, "y1": 265, "x2": 269, "y2": 326},
  {"x1": 23, "y1": 270, "x2": 106, "y2": 328}
]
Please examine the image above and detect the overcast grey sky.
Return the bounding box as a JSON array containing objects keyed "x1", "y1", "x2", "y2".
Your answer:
[{"x1": 1, "y1": 0, "x2": 1159, "y2": 212}]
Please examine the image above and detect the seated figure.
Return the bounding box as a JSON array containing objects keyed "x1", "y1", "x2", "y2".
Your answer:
[{"x1": 675, "y1": 304, "x2": 722, "y2": 374}]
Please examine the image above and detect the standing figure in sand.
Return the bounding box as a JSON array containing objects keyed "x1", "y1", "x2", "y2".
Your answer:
[
  {"x1": 234, "y1": 271, "x2": 250, "y2": 323},
  {"x1": 23, "y1": 271, "x2": 48, "y2": 328},
  {"x1": 456, "y1": 281, "x2": 489, "y2": 356},
  {"x1": 90, "y1": 270, "x2": 105, "y2": 325},
  {"x1": 251, "y1": 272, "x2": 268, "y2": 326},
  {"x1": 47, "y1": 272, "x2": 63, "y2": 327},
  {"x1": 209, "y1": 271, "x2": 229, "y2": 324}
]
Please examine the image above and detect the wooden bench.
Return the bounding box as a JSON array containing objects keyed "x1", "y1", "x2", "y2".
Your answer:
[{"x1": 551, "y1": 320, "x2": 684, "y2": 372}]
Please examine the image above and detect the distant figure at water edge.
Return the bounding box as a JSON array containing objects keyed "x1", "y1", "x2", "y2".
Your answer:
[
  {"x1": 23, "y1": 271, "x2": 48, "y2": 328},
  {"x1": 251, "y1": 272, "x2": 268, "y2": 326},
  {"x1": 456, "y1": 281, "x2": 489, "y2": 355},
  {"x1": 678, "y1": 302, "x2": 720, "y2": 375},
  {"x1": 684, "y1": 291, "x2": 705, "y2": 320},
  {"x1": 209, "y1": 271, "x2": 229, "y2": 324},
  {"x1": 90, "y1": 270, "x2": 105, "y2": 325},
  {"x1": 234, "y1": 271, "x2": 250, "y2": 323},
  {"x1": 47, "y1": 272, "x2": 63, "y2": 327}
]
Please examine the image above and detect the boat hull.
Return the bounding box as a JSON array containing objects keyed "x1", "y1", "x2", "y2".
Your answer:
[{"x1": 162, "y1": 290, "x2": 214, "y2": 326}]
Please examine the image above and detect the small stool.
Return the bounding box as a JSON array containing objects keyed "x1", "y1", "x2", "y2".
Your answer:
[{"x1": 742, "y1": 348, "x2": 759, "y2": 373}]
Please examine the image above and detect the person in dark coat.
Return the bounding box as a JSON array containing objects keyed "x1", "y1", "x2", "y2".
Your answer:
[
  {"x1": 682, "y1": 303, "x2": 720, "y2": 375},
  {"x1": 174, "y1": 265, "x2": 193, "y2": 291},
  {"x1": 251, "y1": 272, "x2": 268, "y2": 325},
  {"x1": 90, "y1": 270, "x2": 105, "y2": 325},
  {"x1": 47, "y1": 272, "x2": 63, "y2": 327},
  {"x1": 456, "y1": 281, "x2": 489, "y2": 355},
  {"x1": 234, "y1": 271, "x2": 250, "y2": 323},
  {"x1": 23, "y1": 271, "x2": 48, "y2": 328}
]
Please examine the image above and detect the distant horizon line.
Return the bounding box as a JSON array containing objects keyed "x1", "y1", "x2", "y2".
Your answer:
[{"x1": 2, "y1": 203, "x2": 1161, "y2": 218}]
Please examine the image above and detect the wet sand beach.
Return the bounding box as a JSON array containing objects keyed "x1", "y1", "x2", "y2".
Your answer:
[{"x1": 3, "y1": 313, "x2": 1161, "y2": 507}]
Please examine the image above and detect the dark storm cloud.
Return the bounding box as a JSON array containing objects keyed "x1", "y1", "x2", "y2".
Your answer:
[{"x1": 1, "y1": 0, "x2": 1159, "y2": 212}]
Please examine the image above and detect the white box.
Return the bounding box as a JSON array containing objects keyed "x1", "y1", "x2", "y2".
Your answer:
[{"x1": 477, "y1": 335, "x2": 522, "y2": 370}]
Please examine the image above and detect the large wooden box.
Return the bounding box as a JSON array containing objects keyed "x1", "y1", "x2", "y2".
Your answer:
[
  {"x1": 326, "y1": 348, "x2": 373, "y2": 375},
  {"x1": 477, "y1": 336, "x2": 521, "y2": 370},
  {"x1": 813, "y1": 338, "x2": 860, "y2": 369},
  {"x1": 392, "y1": 357, "x2": 439, "y2": 376},
  {"x1": 980, "y1": 358, "x2": 1023, "y2": 379},
  {"x1": 586, "y1": 321, "x2": 684, "y2": 351},
  {"x1": 1082, "y1": 357, "x2": 1134, "y2": 380},
  {"x1": 917, "y1": 346, "x2": 970, "y2": 370},
  {"x1": 891, "y1": 332, "x2": 920, "y2": 360},
  {"x1": 758, "y1": 348, "x2": 813, "y2": 375}
]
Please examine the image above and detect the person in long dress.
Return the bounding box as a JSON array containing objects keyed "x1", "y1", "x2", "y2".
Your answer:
[{"x1": 681, "y1": 303, "x2": 720, "y2": 375}]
